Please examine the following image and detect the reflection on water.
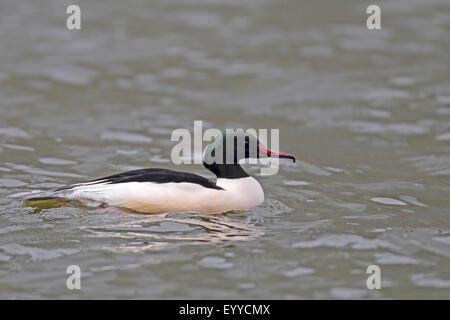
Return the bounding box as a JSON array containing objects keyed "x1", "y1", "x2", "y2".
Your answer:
[{"x1": 82, "y1": 212, "x2": 265, "y2": 253}]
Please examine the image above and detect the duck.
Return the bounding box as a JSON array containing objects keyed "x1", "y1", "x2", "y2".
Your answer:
[{"x1": 15, "y1": 129, "x2": 295, "y2": 214}]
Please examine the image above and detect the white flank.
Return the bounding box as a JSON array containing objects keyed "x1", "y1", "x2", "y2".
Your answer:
[{"x1": 61, "y1": 176, "x2": 264, "y2": 214}]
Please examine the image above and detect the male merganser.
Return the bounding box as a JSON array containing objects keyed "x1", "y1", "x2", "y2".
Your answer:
[{"x1": 16, "y1": 129, "x2": 295, "y2": 214}]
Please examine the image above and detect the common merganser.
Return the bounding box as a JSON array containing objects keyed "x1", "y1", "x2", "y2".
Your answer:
[{"x1": 15, "y1": 129, "x2": 295, "y2": 214}]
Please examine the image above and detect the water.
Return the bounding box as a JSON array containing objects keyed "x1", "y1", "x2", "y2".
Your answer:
[{"x1": 0, "y1": 0, "x2": 449, "y2": 299}]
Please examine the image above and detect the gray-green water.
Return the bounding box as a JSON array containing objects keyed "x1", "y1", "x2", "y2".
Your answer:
[{"x1": 1, "y1": 0, "x2": 449, "y2": 299}]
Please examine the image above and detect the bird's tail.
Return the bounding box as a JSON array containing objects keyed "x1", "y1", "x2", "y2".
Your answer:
[
  {"x1": 10, "y1": 189, "x2": 72, "y2": 210},
  {"x1": 9, "y1": 189, "x2": 66, "y2": 201}
]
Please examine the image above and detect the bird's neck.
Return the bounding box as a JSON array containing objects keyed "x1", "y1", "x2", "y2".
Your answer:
[{"x1": 203, "y1": 162, "x2": 249, "y2": 179}]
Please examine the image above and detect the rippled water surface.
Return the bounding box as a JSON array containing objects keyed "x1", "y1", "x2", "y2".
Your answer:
[{"x1": 1, "y1": 0, "x2": 449, "y2": 299}]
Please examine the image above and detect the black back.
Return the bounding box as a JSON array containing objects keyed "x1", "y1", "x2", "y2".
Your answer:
[{"x1": 87, "y1": 168, "x2": 223, "y2": 190}]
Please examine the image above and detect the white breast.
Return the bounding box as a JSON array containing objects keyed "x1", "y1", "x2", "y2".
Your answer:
[{"x1": 215, "y1": 177, "x2": 265, "y2": 210}]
